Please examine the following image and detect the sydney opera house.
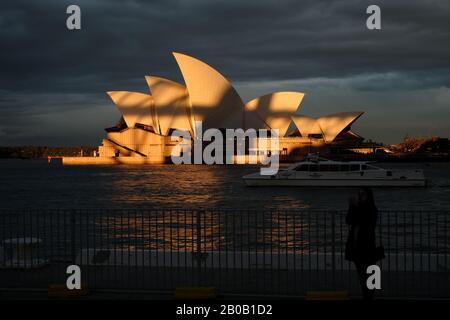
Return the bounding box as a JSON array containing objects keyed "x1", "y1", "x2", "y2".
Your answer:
[{"x1": 88, "y1": 52, "x2": 365, "y2": 164}]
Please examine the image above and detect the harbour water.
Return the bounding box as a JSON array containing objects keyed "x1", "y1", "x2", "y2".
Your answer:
[
  {"x1": 0, "y1": 159, "x2": 449, "y2": 210},
  {"x1": 0, "y1": 160, "x2": 448, "y2": 279}
]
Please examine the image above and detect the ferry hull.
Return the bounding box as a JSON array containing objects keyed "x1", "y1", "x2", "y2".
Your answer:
[
  {"x1": 244, "y1": 178, "x2": 426, "y2": 187},
  {"x1": 243, "y1": 155, "x2": 426, "y2": 187}
]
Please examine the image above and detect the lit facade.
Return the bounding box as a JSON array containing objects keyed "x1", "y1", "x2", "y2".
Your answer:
[{"x1": 98, "y1": 52, "x2": 364, "y2": 163}]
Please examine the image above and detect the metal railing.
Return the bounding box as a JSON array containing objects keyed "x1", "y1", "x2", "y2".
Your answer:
[{"x1": 0, "y1": 209, "x2": 449, "y2": 298}]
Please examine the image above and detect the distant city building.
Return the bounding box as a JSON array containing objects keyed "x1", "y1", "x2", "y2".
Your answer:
[{"x1": 98, "y1": 52, "x2": 364, "y2": 163}]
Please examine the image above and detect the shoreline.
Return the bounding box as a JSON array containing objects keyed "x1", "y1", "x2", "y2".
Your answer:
[{"x1": 1, "y1": 154, "x2": 449, "y2": 164}]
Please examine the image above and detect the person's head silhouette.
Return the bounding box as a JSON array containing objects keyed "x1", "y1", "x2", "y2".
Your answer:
[{"x1": 357, "y1": 187, "x2": 376, "y2": 208}]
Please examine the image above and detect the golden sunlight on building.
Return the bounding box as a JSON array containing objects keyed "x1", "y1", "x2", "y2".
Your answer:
[{"x1": 63, "y1": 52, "x2": 365, "y2": 165}]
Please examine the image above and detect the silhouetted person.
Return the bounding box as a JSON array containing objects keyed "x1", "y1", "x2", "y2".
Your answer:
[{"x1": 345, "y1": 187, "x2": 379, "y2": 300}]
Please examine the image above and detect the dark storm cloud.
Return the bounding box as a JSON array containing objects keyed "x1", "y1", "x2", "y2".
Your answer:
[
  {"x1": 0, "y1": 0, "x2": 449, "y2": 145},
  {"x1": 2, "y1": 0, "x2": 450, "y2": 90}
]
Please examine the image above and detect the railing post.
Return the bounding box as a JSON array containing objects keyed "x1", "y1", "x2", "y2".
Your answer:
[
  {"x1": 331, "y1": 210, "x2": 336, "y2": 290},
  {"x1": 196, "y1": 210, "x2": 202, "y2": 286},
  {"x1": 71, "y1": 210, "x2": 76, "y2": 263}
]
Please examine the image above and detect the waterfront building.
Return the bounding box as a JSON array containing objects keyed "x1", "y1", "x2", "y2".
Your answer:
[{"x1": 96, "y1": 53, "x2": 364, "y2": 164}]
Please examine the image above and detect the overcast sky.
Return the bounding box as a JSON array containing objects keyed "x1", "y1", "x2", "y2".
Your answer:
[{"x1": 1, "y1": 0, "x2": 449, "y2": 145}]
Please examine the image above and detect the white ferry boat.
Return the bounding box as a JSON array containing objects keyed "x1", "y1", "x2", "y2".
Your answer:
[{"x1": 243, "y1": 155, "x2": 426, "y2": 187}]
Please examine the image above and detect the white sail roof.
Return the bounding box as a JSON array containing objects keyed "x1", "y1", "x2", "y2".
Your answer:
[
  {"x1": 106, "y1": 91, "x2": 155, "y2": 130},
  {"x1": 246, "y1": 92, "x2": 304, "y2": 137},
  {"x1": 105, "y1": 53, "x2": 363, "y2": 143},
  {"x1": 317, "y1": 112, "x2": 364, "y2": 142},
  {"x1": 173, "y1": 52, "x2": 245, "y2": 130},
  {"x1": 291, "y1": 115, "x2": 323, "y2": 137},
  {"x1": 145, "y1": 76, "x2": 193, "y2": 136}
]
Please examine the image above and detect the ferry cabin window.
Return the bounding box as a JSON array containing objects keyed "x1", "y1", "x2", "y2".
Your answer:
[
  {"x1": 362, "y1": 164, "x2": 380, "y2": 170},
  {"x1": 294, "y1": 164, "x2": 309, "y2": 171},
  {"x1": 319, "y1": 164, "x2": 346, "y2": 171},
  {"x1": 294, "y1": 164, "x2": 359, "y2": 172}
]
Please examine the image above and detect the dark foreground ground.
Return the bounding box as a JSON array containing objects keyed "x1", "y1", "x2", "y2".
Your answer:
[{"x1": 1, "y1": 264, "x2": 449, "y2": 300}]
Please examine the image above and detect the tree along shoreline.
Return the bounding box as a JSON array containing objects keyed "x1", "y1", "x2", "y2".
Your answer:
[{"x1": 0, "y1": 146, "x2": 97, "y2": 158}]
